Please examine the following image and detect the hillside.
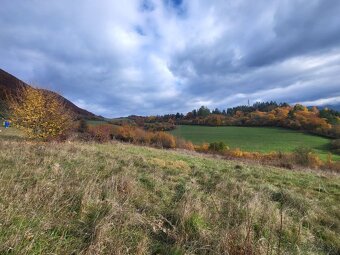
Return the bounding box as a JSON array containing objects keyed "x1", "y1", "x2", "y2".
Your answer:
[
  {"x1": 319, "y1": 104, "x2": 340, "y2": 112},
  {"x1": 0, "y1": 69, "x2": 101, "y2": 120},
  {"x1": 0, "y1": 130, "x2": 339, "y2": 254}
]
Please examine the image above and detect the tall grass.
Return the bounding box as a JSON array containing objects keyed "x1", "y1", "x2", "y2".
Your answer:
[{"x1": 0, "y1": 138, "x2": 339, "y2": 254}]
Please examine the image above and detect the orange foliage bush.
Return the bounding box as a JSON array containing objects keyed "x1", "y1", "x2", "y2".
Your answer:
[
  {"x1": 151, "y1": 132, "x2": 176, "y2": 148},
  {"x1": 292, "y1": 147, "x2": 322, "y2": 169},
  {"x1": 175, "y1": 137, "x2": 194, "y2": 150},
  {"x1": 194, "y1": 143, "x2": 210, "y2": 153},
  {"x1": 88, "y1": 124, "x2": 114, "y2": 142},
  {"x1": 133, "y1": 128, "x2": 152, "y2": 144},
  {"x1": 323, "y1": 160, "x2": 340, "y2": 173},
  {"x1": 113, "y1": 125, "x2": 195, "y2": 149},
  {"x1": 114, "y1": 125, "x2": 137, "y2": 142}
]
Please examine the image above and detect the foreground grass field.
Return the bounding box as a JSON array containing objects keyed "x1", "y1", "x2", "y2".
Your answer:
[
  {"x1": 171, "y1": 125, "x2": 340, "y2": 161},
  {"x1": 0, "y1": 131, "x2": 339, "y2": 254}
]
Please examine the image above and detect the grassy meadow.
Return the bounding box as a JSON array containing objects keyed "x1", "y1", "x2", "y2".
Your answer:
[
  {"x1": 0, "y1": 126, "x2": 23, "y2": 140},
  {"x1": 171, "y1": 125, "x2": 339, "y2": 161},
  {"x1": 0, "y1": 128, "x2": 340, "y2": 254},
  {"x1": 86, "y1": 120, "x2": 110, "y2": 126}
]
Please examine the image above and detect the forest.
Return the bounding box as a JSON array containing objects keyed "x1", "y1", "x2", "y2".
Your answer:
[{"x1": 126, "y1": 102, "x2": 340, "y2": 138}]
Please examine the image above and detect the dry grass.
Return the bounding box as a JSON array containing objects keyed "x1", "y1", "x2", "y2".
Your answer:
[{"x1": 0, "y1": 134, "x2": 339, "y2": 254}]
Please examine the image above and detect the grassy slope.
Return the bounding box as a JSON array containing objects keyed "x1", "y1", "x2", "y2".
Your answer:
[
  {"x1": 171, "y1": 125, "x2": 340, "y2": 161},
  {"x1": 0, "y1": 131, "x2": 339, "y2": 254},
  {"x1": 86, "y1": 120, "x2": 110, "y2": 126}
]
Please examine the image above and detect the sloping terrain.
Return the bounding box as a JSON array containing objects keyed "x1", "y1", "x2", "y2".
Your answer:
[
  {"x1": 0, "y1": 130, "x2": 339, "y2": 254},
  {"x1": 0, "y1": 69, "x2": 101, "y2": 119}
]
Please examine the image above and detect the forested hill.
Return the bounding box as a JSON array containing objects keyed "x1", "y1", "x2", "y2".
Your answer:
[
  {"x1": 127, "y1": 102, "x2": 340, "y2": 138},
  {"x1": 0, "y1": 69, "x2": 101, "y2": 120}
]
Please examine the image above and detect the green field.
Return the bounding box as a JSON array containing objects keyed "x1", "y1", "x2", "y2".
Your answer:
[
  {"x1": 86, "y1": 120, "x2": 110, "y2": 126},
  {"x1": 171, "y1": 125, "x2": 339, "y2": 161}
]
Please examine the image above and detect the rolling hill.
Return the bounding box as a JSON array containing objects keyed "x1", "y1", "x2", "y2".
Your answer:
[
  {"x1": 0, "y1": 129, "x2": 339, "y2": 254},
  {"x1": 0, "y1": 68, "x2": 101, "y2": 120},
  {"x1": 319, "y1": 104, "x2": 340, "y2": 112}
]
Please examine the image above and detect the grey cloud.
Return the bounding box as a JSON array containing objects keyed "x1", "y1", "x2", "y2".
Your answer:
[
  {"x1": 0, "y1": 0, "x2": 340, "y2": 117},
  {"x1": 245, "y1": 0, "x2": 340, "y2": 67}
]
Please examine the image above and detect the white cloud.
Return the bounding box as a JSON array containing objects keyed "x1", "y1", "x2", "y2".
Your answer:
[
  {"x1": 0, "y1": 0, "x2": 340, "y2": 116},
  {"x1": 297, "y1": 96, "x2": 340, "y2": 106}
]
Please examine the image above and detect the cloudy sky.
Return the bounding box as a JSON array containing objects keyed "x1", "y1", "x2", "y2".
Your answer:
[{"x1": 1, "y1": 0, "x2": 340, "y2": 117}]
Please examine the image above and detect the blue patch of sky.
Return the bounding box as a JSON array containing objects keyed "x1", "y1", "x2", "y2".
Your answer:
[
  {"x1": 169, "y1": 0, "x2": 183, "y2": 7},
  {"x1": 140, "y1": 0, "x2": 155, "y2": 12},
  {"x1": 164, "y1": 0, "x2": 187, "y2": 17},
  {"x1": 134, "y1": 25, "x2": 146, "y2": 36}
]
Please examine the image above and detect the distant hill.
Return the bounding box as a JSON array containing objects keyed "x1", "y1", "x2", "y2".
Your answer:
[
  {"x1": 0, "y1": 69, "x2": 102, "y2": 120},
  {"x1": 319, "y1": 104, "x2": 340, "y2": 112}
]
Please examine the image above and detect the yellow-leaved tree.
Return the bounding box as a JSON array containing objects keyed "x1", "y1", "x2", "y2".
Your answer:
[{"x1": 8, "y1": 85, "x2": 74, "y2": 140}]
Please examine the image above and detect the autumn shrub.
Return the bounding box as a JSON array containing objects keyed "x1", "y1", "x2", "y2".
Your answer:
[
  {"x1": 226, "y1": 148, "x2": 244, "y2": 158},
  {"x1": 322, "y1": 160, "x2": 340, "y2": 172},
  {"x1": 330, "y1": 139, "x2": 340, "y2": 154},
  {"x1": 78, "y1": 119, "x2": 89, "y2": 133},
  {"x1": 108, "y1": 125, "x2": 195, "y2": 150},
  {"x1": 8, "y1": 86, "x2": 74, "y2": 140},
  {"x1": 175, "y1": 137, "x2": 194, "y2": 150},
  {"x1": 151, "y1": 132, "x2": 176, "y2": 148},
  {"x1": 292, "y1": 147, "x2": 322, "y2": 168},
  {"x1": 113, "y1": 125, "x2": 136, "y2": 142},
  {"x1": 271, "y1": 151, "x2": 294, "y2": 169},
  {"x1": 194, "y1": 143, "x2": 210, "y2": 153},
  {"x1": 88, "y1": 124, "x2": 114, "y2": 142},
  {"x1": 133, "y1": 128, "x2": 152, "y2": 144},
  {"x1": 208, "y1": 141, "x2": 229, "y2": 152}
]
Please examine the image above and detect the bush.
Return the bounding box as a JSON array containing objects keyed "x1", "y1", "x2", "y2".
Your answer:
[
  {"x1": 331, "y1": 139, "x2": 340, "y2": 155},
  {"x1": 109, "y1": 125, "x2": 194, "y2": 150},
  {"x1": 331, "y1": 139, "x2": 340, "y2": 149},
  {"x1": 194, "y1": 143, "x2": 210, "y2": 153},
  {"x1": 293, "y1": 147, "x2": 321, "y2": 168},
  {"x1": 113, "y1": 125, "x2": 137, "y2": 142},
  {"x1": 175, "y1": 137, "x2": 194, "y2": 150},
  {"x1": 88, "y1": 124, "x2": 114, "y2": 142},
  {"x1": 133, "y1": 128, "x2": 152, "y2": 144},
  {"x1": 78, "y1": 119, "x2": 89, "y2": 133},
  {"x1": 208, "y1": 142, "x2": 229, "y2": 152},
  {"x1": 151, "y1": 132, "x2": 176, "y2": 148},
  {"x1": 323, "y1": 160, "x2": 340, "y2": 172}
]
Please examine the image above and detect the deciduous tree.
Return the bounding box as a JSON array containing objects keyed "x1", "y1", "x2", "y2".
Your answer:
[{"x1": 8, "y1": 86, "x2": 74, "y2": 140}]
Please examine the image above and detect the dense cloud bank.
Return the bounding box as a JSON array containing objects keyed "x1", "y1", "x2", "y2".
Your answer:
[{"x1": 1, "y1": 0, "x2": 339, "y2": 117}]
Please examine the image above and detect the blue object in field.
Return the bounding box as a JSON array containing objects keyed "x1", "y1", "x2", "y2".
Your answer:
[{"x1": 4, "y1": 121, "x2": 10, "y2": 128}]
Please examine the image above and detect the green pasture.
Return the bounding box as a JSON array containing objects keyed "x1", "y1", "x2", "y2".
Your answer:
[
  {"x1": 171, "y1": 125, "x2": 340, "y2": 161},
  {"x1": 86, "y1": 120, "x2": 110, "y2": 126}
]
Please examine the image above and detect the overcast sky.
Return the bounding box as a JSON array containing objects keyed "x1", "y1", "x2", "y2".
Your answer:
[{"x1": 1, "y1": 0, "x2": 340, "y2": 117}]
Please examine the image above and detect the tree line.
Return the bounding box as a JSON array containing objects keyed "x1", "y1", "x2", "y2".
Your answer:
[{"x1": 128, "y1": 102, "x2": 340, "y2": 138}]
